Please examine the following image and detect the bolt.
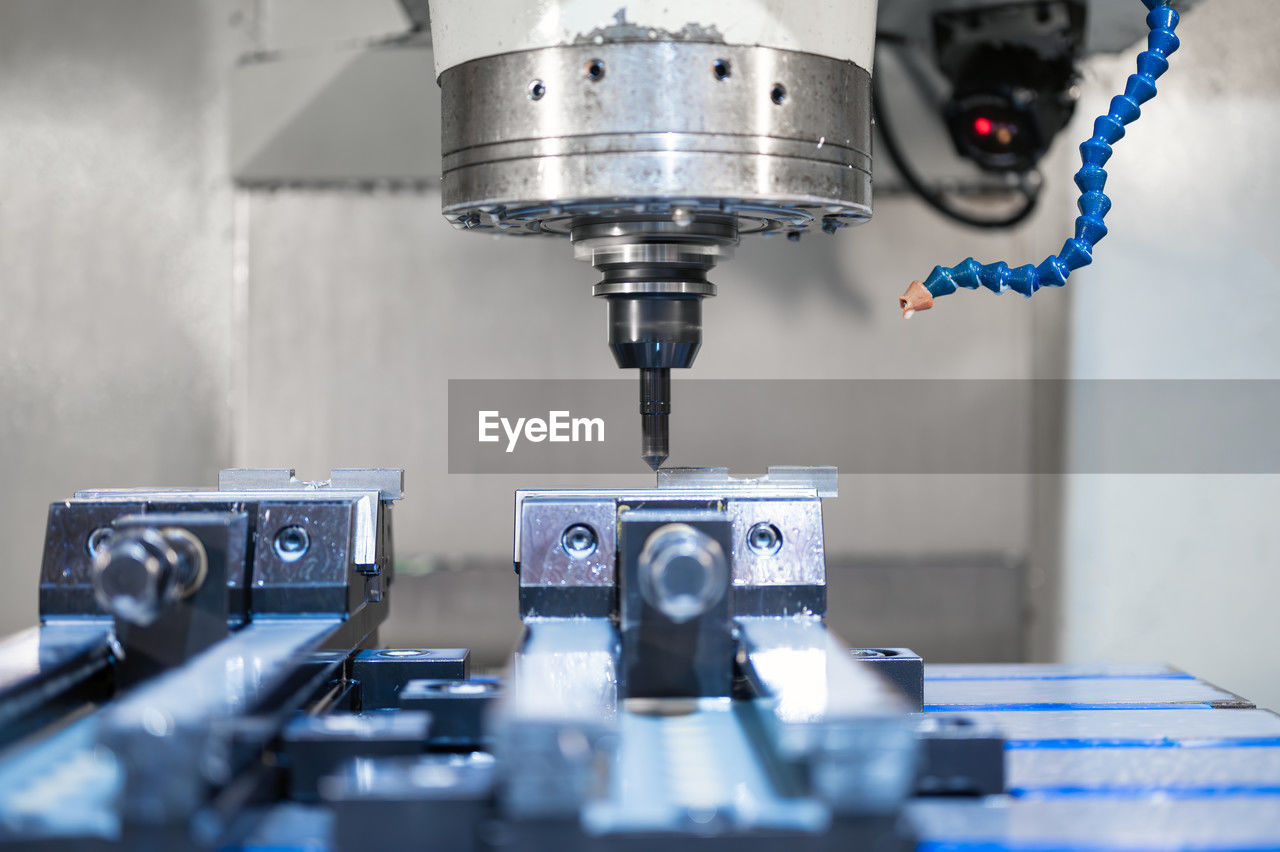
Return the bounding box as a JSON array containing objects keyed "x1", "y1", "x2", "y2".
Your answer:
[
  {"x1": 746, "y1": 522, "x2": 783, "y2": 556},
  {"x1": 561, "y1": 524, "x2": 597, "y2": 559},
  {"x1": 638, "y1": 524, "x2": 728, "y2": 623},
  {"x1": 92, "y1": 527, "x2": 207, "y2": 626},
  {"x1": 273, "y1": 525, "x2": 310, "y2": 562}
]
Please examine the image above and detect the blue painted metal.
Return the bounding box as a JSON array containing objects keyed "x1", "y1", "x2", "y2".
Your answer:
[
  {"x1": 925, "y1": 672, "x2": 1245, "y2": 710},
  {"x1": 918, "y1": 0, "x2": 1181, "y2": 303},
  {"x1": 1010, "y1": 737, "x2": 1280, "y2": 750},
  {"x1": 916, "y1": 666, "x2": 1280, "y2": 851},
  {"x1": 925, "y1": 703, "x2": 1215, "y2": 712}
]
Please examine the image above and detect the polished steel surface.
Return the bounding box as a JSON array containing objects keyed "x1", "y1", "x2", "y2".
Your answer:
[
  {"x1": 582, "y1": 698, "x2": 830, "y2": 836},
  {"x1": 440, "y1": 41, "x2": 872, "y2": 236},
  {"x1": 218, "y1": 468, "x2": 405, "y2": 501},
  {"x1": 74, "y1": 478, "x2": 391, "y2": 571},
  {"x1": 518, "y1": 497, "x2": 618, "y2": 587},
  {"x1": 738, "y1": 615, "x2": 918, "y2": 815},
  {"x1": 657, "y1": 466, "x2": 839, "y2": 497},
  {"x1": 0, "y1": 618, "x2": 349, "y2": 838},
  {"x1": 99, "y1": 617, "x2": 345, "y2": 822},
  {"x1": 100, "y1": 617, "x2": 343, "y2": 733},
  {"x1": 727, "y1": 496, "x2": 826, "y2": 587},
  {"x1": 515, "y1": 483, "x2": 828, "y2": 589},
  {"x1": 493, "y1": 617, "x2": 619, "y2": 817}
]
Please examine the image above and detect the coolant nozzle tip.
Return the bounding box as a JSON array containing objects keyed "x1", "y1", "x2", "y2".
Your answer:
[{"x1": 900, "y1": 280, "x2": 934, "y2": 319}]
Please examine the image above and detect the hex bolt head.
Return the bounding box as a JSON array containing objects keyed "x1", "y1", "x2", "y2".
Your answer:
[
  {"x1": 638, "y1": 524, "x2": 728, "y2": 623},
  {"x1": 92, "y1": 527, "x2": 207, "y2": 626}
]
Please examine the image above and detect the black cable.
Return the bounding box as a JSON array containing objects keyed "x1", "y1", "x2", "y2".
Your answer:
[{"x1": 872, "y1": 47, "x2": 1043, "y2": 231}]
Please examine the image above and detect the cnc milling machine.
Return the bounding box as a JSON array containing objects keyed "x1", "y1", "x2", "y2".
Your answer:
[{"x1": 5, "y1": 3, "x2": 1276, "y2": 852}]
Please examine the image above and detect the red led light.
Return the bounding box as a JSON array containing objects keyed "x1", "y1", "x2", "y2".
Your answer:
[{"x1": 973, "y1": 116, "x2": 994, "y2": 137}]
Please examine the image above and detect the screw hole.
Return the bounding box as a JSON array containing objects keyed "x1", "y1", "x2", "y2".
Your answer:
[
  {"x1": 585, "y1": 59, "x2": 605, "y2": 82},
  {"x1": 746, "y1": 522, "x2": 783, "y2": 556},
  {"x1": 273, "y1": 525, "x2": 310, "y2": 562},
  {"x1": 561, "y1": 524, "x2": 598, "y2": 559},
  {"x1": 770, "y1": 83, "x2": 787, "y2": 105},
  {"x1": 527, "y1": 79, "x2": 546, "y2": 100},
  {"x1": 712, "y1": 59, "x2": 731, "y2": 81}
]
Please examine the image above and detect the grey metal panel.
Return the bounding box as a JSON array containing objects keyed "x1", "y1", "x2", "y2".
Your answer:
[
  {"x1": 259, "y1": 0, "x2": 409, "y2": 52},
  {"x1": 0, "y1": 0, "x2": 252, "y2": 639},
  {"x1": 379, "y1": 563, "x2": 524, "y2": 668},
  {"x1": 1056, "y1": 0, "x2": 1280, "y2": 715},
  {"x1": 827, "y1": 557, "x2": 1026, "y2": 664},
  {"x1": 230, "y1": 44, "x2": 440, "y2": 186}
]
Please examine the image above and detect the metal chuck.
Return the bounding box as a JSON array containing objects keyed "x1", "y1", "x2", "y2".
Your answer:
[{"x1": 572, "y1": 214, "x2": 737, "y2": 470}]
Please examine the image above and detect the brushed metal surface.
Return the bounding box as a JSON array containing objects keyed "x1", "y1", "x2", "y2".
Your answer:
[{"x1": 440, "y1": 42, "x2": 872, "y2": 235}]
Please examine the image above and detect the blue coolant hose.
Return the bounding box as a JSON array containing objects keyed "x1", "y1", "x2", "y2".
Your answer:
[{"x1": 900, "y1": 0, "x2": 1182, "y2": 317}]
